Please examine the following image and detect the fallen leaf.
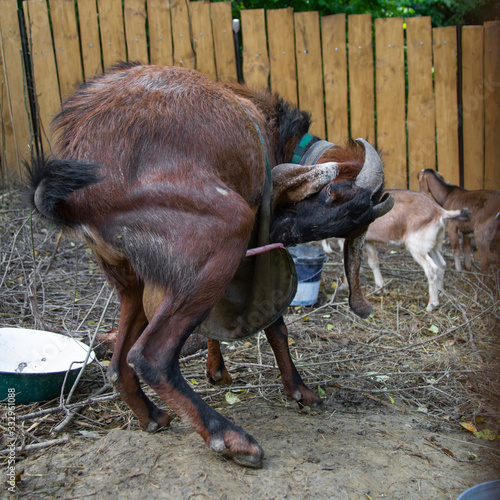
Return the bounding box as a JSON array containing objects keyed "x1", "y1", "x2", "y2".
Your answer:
[
  {"x1": 225, "y1": 392, "x2": 240, "y2": 405},
  {"x1": 460, "y1": 421, "x2": 478, "y2": 434},
  {"x1": 475, "y1": 429, "x2": 498, "y2": 441}
]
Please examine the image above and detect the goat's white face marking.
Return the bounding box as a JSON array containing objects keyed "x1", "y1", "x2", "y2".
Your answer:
[{"x1": 216, "y1": 187, "x2": 229, "y2": 196}]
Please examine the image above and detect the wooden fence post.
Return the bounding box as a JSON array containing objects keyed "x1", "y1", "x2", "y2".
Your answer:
[
  {"x1": 0, "y1": 0, "x2": 33, "y2": 182},
  {"x1": 433, "y1": 26, "x2": 460, "y2": 185},
  {"x1": 267, "y1": 8, "x2": 296, "y2": 106},
  {"x1": 484, "y1": 20, "x2": 500, "y2": 190},
  {"x1": 295, "y1": 11, "x2": 325, "y2": 139},
  {"x1": 348, "y1": 14, "x2": 375, "y2": 144},
  {"x1": 241, "y1": 9, "x2": 269, "y2": 89},
  {"x1": 406, "y1": 17, "x2": 435, "y2": 190},
  {"x1": 322, "y1": 14, "x2": 348, "y2": 143},
  {"x1": 375, "y1": 17, "x2": 406, "y2": 188},
  {"x1": 461, "y1": 25, "x2": 484, "y2": 190}
]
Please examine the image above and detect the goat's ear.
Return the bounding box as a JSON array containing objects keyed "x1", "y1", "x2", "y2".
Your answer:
[{"x1": 272, "y1": 162, "x2": 339, "y2": 206}]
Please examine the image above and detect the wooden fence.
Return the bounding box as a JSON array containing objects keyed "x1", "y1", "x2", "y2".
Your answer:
[{"x1": 1, "y1": 0, "x2": 499, "y2": 190}]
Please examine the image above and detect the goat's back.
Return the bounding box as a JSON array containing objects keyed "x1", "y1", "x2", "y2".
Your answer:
[
  {"x1": 51, "y1": 64, "x2": 269, "y2": 212},
  {"x1": 365, "y1": 190, "x2": 445, "y2": 245}
]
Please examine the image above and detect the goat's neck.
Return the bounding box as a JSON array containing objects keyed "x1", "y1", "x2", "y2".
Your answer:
[{"x1": 425, "y1": 173, "x2": 458, "y2": 205}]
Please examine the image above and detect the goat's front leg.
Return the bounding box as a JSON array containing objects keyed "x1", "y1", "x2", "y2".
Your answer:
[
  {"x1": 206, "y1": 338, "x2": 232, "y2": 385},
  {"x1": 265, "y1": 316, "x2": 322, "y2": 407}
]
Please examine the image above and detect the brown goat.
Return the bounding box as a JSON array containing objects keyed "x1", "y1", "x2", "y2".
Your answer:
[
  {"x1": 418, "y1": 169, "x2": 500, "y2": 272},
  {"x1": 27, "y1": 63, "x2": 392, "y2": 468}
]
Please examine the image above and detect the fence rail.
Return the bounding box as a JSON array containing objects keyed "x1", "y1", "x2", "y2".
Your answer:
[{"x1": 1, "y1": 0, "x2": 499, "y2": 190}]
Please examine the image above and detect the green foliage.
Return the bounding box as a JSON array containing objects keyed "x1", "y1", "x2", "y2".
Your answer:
[{"x1": 228, "y1": 0, "x2": 499, "y2": 26}]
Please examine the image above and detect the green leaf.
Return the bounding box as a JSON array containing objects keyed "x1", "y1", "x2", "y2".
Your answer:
[
  {"x1": 225, "y1": 392, "x2": 241, "y2": 405},
  {"x1": 475, "y1": 429, "x2": 498, "y2": 441},
  {"x1": 428, "y1": 324, "x2": 439, "y2": 334}
]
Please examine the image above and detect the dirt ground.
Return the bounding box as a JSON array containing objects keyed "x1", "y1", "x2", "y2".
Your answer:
[
  {"x1": 15, "y1": 393, "x2": 500, "y2": 499},
  {"x1": 1, "y1": 190, "x2": 500, "y2": 498}
]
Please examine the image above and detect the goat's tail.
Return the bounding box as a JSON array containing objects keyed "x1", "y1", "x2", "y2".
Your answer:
[
  {"x1": 26, "y1": 155, "x2": 101, "y2": 227},
  {"x1": 443, "y1": 208, "x2": 471, "y2": 222}
]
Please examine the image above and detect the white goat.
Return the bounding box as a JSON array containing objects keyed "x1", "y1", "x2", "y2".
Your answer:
[{"x1": 322, "y1": 190, "x2": 469, "y2": 312}]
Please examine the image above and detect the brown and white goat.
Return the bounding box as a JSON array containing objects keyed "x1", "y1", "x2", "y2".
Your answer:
[
  {"x1": 418, "y1": 169, "x2": 500, "y2": 272},
  {"x1": 323, "y1": 190, "x2": 469, "y2": 312},
  {"x1": 27, "y1": 63, "x2": 392, "y2": 468}
]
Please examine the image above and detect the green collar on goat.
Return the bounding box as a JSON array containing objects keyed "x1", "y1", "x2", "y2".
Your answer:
[{"x1": 291, "y1": 133, "x2": 333, "y2": 166}]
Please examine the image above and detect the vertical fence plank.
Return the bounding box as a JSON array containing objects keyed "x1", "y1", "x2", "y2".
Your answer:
[
  {"x1": 124, "y1": 0, "x2": 148, "y2": 64},
  {"x1": 406, "y1": 17, "x2": 435, "y2": 190},
  {"x1": 0, "y1": 36, "x2": 16, "y2": 182},
  {"x1": 295, "y1": 11, "x2": 324, "y2": 138},
  {"x1": 461, "y1": 26, "x2": 484, "y2": 190},
  {"x1": 0, "y1": 44, "x2": 16, "y2": 183},
  {"x1": 48, "y1": 0, "x2": 83, "y2": 99},
  {"x1": 170, "y1": 0, "x2": 195, "y2": 69},
  {"x1": 147, "y1": 0, "x2": 173, "y2": 66},
  {"x1": 484, "y1": 20, "x2": 500, "y2": 190},
  {"x1": 77, "y1": 0, "x2": 102, "y2": 78},
  {"x1": 433, "y1": 26, "x2": 459, "y2": 185},
  {"x1": 97, "y1": 0, "x2": 126, "y2": 70},
  {"x1": 189, "y1": 1, "x2": 215, "y2": 79},
  {"x1": 322, "y1": 14, "x2": 348, "y2": 143},
  {"x1": 348, "y1": 14, "x2": 375, "y2": 143},
  {"x1": 241, "y1": 9, "x2": 269, "y2": 89},
  {"x1": 267, "y1": 8, "x2": 296, "y2": 105},
  {"x1": 24, "y1": 0, "x2": 61, "y2": 152},
  {"x1": 0, "y1": 0, "x2": 32, "y2": 181},
  {"x1": 375, "y1": 17, "x2": 406, "y2": 188},
  {"x1": 211, "y1": 1, "x2": 237, "y2": 82}
]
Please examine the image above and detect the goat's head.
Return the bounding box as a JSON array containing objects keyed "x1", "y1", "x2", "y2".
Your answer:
[
  {"x1": 417, "y1": 168, "x2": 447, "y2": 196},
  {"x1": 270, "y1": 139, "x2": 394, "y2": 318},
  {"x1": 270, "y1": 139, "x2": 393, "y2": 242}
]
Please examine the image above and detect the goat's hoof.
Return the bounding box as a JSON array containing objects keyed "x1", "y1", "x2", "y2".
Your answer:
[
  {"x1": 142, "y1": 410, "x2": 173, "y2": 432},
  {"x1": 231, "y1": 446, "x2": 265, "y2": 468},
  {"x1": 209, "y1": 431, "x2": 264, "y2": 469},
  {"x1": 206, "y1": 367, "x2": 233, "y2": 386},
  {"x1": 426, "y1": 303, "x2": 439, "y2": 312},
  {"x1": 301, "y1": 394, "x2": 324, "y2": 407},
  {"x1": 297, "y1": 389, "x2": 323, "y2": 407}
]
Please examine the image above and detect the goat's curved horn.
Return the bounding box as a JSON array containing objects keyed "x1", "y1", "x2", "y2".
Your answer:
[
  {"x1": 373, "y1": 191, "x2": 394, "y2": 218},
  {"x1": 354, "y1": 138, "x2": 384, "y2": 194}
]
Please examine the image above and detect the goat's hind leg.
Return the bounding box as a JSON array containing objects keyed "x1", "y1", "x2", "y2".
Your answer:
[
  {"x1": 116, "y1": 190, "x2": 262, "y2": 466},
  {"x1": 365, "y1": 242, "x2": 385, "y2": 290},
  {"x1": 129, "y1": 289, "x2": 264, "y2": 468},
  {"x1": 206, "y1": 338, "x2": 232, "y2": 385},
  {"x1": 407, "y1": 245, "x2": 440, "y2": 312},
  {"x1": 106, "y1": 283, "x2": 172, "y2": 431}
]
